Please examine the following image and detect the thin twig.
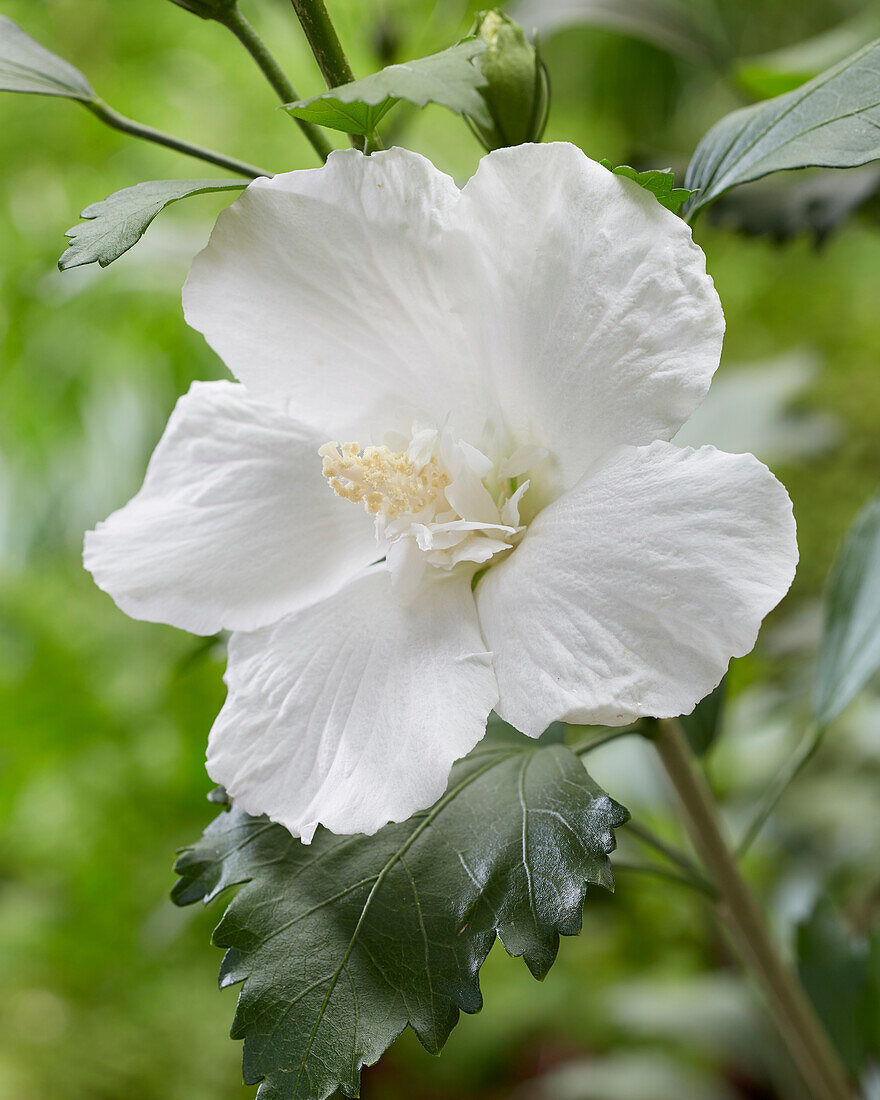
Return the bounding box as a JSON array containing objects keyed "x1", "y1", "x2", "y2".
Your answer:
[
  {"x1": 84, "y1": 99, "x2": 270, "y2": 178},
  {"x1": 221, "y1": 7, "x2": 333, "y2": 162},
  {"x1": 612, "y1": 859, "x2": 715, "y2": 897},
  {"x1": 570, "y1": 724, "x2": 641, "y2": 756},
  {"x1": 654, "y1": 719, "x2": 852, "y2": 1100},
  {"x1": 736, "y1": 722, "x2": 826, "y2": 858},
  {"x1": 625, "y1": 820, "x2": 714, "y2": 894}
]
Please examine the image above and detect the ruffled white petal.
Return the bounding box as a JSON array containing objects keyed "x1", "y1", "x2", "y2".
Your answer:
[
  {"x1": 183, "y1": 148, "x2": 490, "y2": 442},
  {"x1": 476, "y1": 441, "x2": 797, "y2": 733},
  {"x1": 208, "y1": 567, "x2": 498, "y2": 840},
  {"x1": 445, "y1": 143, "x2": 726, "y2": 489},
  {"x1": 84, "y1": 380, "x2": 376, "y2": 635}
]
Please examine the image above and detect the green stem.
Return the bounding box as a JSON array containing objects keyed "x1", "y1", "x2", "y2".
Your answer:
[
  {"x1": 625, "y1": 820, "x2": 714, "y2": 895},
  {"x1": 220, "y1": 8, "x2": 333, "y2": 162},
  {"x1": 84, "y1": 98, "x2": 270, "y2": 178},
  {"x1": 288, "y1": 0, "x2": 354, "y2": 87},
  {"x1": 288, "y1": 0, "x2": 364, "y2": 150},
  {"x1": 571, "y1": 724, "x2": 641, "y2": 756},
  {"x1": 737, "y1": 722, "x2": 826, "y2": 858},
  {"x1": 653, "y1": 720, "x2": 852, "y2": 1100},
  {"x1": 612, "y1": 859, "x2": 715, "y2": 897}
]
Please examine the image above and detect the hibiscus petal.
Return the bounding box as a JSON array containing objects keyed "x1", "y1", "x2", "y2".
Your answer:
[
  {"x1": 208, "y1": 568, "x2": 498, "y2": 840},
  {"x1": 446, "y1": 143, "x2": 726, "y2": 489},
  {"x1": 476, "y1": 441, "x2": 797, "y2": 733},
  {"x1": 183, "y1": 148, "x2": 490, "y2": 442},
  {"x1": 84, "y1": 380, "x2": 376, "y2": 635}
]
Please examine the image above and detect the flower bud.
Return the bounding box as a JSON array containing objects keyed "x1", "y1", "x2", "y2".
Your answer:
[
  {"x1": 468, "y1": 10, "x2": 550, "y2": 149},
  {"x1": 168, "y1": 0, "x2": 238, "y2": 19}
]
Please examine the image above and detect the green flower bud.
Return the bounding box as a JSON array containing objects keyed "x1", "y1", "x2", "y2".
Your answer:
[
  {"x1": 468, "y1": 9, "x2": 550, "y2": 150},
  {"x1": 168, "y1": 0, "x2": 238, "y2": 20}
]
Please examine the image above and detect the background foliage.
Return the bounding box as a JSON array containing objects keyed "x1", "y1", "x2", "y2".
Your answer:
[{"x1": 0, "y1": 0, "x2": 878, "y2": 1097}]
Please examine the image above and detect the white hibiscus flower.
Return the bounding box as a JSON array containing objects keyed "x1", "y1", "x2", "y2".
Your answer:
[{"x1": 84, "y1": 142, "x2": 797, "y2": 842}]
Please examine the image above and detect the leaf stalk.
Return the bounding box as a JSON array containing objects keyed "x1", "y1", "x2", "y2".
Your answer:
[
  {"x1": 84, "y1": 98, "x2": 270, "y2": 178},
  {"x1": 625, "y1": 820, "x2": 714, "y2": 895},
  {"x1": 736, "y1": 721, "x2": 826, "y2": 858},
  {"x1": 653, "y1": 719, "x2": 852, "y2": 1100},
  {"x1": 612, "y1": 859, "x2": 715, "y2": 897},
  {"x1": 571, "y1": 724, "x2": 640, "y2": 755}
]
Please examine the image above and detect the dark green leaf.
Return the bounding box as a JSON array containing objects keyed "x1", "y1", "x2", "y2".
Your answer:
[
  {"x1": 284, "y1": 40, "x2": 491, "y2": 136},
  {"x1": 59, "y1": 179, "x2": 246, "y2": 270},
  {"x1": 173, "y1": 728, "x2": 628, "y2": 1100},
  {"x1": 796, "y1": 899, "x2": 879, "y2": 1072},
  {"x1": 0, "y1": 15, "x2": 95, "y2": 101},
  {"x1": 599, "y1": 160, "x2": 695, "y2": 213},
  {"x1": 678, "y1": 677, "x2": 725, "y2": 756},
  {"x1": 685, "y1": 39, "x2": 880, "y2": 215},
  {"x1": 813, "y1": 495, "x2": 880, "y2": 724}
]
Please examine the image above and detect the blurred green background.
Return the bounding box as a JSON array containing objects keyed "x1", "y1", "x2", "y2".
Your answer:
[{"x1": 1, "y1": 1, "x2": 878, "y2": 1097}]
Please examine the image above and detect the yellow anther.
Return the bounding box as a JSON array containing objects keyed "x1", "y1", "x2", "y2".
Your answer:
[{"x1": 319, "y1": 441, "x2": 449, "y2": 517}]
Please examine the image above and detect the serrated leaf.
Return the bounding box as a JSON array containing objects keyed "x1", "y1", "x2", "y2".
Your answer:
[
  {"x1": 283, "y1": 39, "x2": 491, "y2": 136},
  {"x1": 599, "y1": 160, "x2": 695, "y2": 213},
  {"x1": 813, "y1": 495, "x2": 880, "y2": 724},
  {"x1": 59, "y1": 179, "x2": 246, "y2": 270},
  {"x1": 173, "y1": 727, "x2": 628, "y2": 1100},
  {"x1": 685, "y1": 39, "x2": 880, "y2": 215},
  {"x1": 0, "y1": 15, "x2": 95, "y2": 101},
  {"x1": 678, "y1": 677, "x2": 725, "y2": 756}
]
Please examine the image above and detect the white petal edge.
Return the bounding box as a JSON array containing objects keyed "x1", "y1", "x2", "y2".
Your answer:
[
  {"x1": 476, "y1": 441, "x2": 797, "y2": 733},
  {"x1": 208, "y1": 567, "x2": 498, "y2": 840},
  {"x1": 444, "y1": 143, "x2": 726, "y2": 490},
  {"x1": 183, "y1": 148, "x2": 491, "y2": 442},
  {"x1": 84, "y1": 380, "x2": 377, "y2": 635}
]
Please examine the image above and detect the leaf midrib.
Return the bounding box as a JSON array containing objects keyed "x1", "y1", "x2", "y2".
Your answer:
[{"x1": 289, "y1": 747, "x2": 528, "y2": 1097}]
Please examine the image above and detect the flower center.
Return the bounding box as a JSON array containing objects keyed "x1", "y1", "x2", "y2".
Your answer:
[
  {"x1": 318, "y1": 442, "x2": 448, "y2": 517},
  {"x1": 319, "y1": 427, "x2": 547, "y2": 584}
]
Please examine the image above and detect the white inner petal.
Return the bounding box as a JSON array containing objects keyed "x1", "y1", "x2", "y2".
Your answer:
[{"x1": 320, "y1": 424, "x2": 546, "y2": 582}]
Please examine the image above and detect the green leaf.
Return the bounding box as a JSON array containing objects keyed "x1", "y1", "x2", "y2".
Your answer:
[
  {"x1": 813, "y1": 495, "x2": 880, "y2": 724},
  {"x1": 173, "y1": 726, "x2": 628, "y2": 1100},
  {"x1": 0, "y1": 15, "x2": 95, "y2": 101},
  {"x1": 678, "y1": 677, "x2": 725, "y2": 756},
  {"x1": 284, "y1": 39, "x2": 491, "y2": 136},
  {"x1": 685, "y1": 39, "x2": 880, "y2": 215},
  {"x1": 796, "y1": 899, "x2": 879, "y2": 1072},
  {"x1": 59, "y1": 179, "x2": 246, "y2": 270},
  {"x1": 599, "y1": 160, "x2": 695, "y2": 213}
]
